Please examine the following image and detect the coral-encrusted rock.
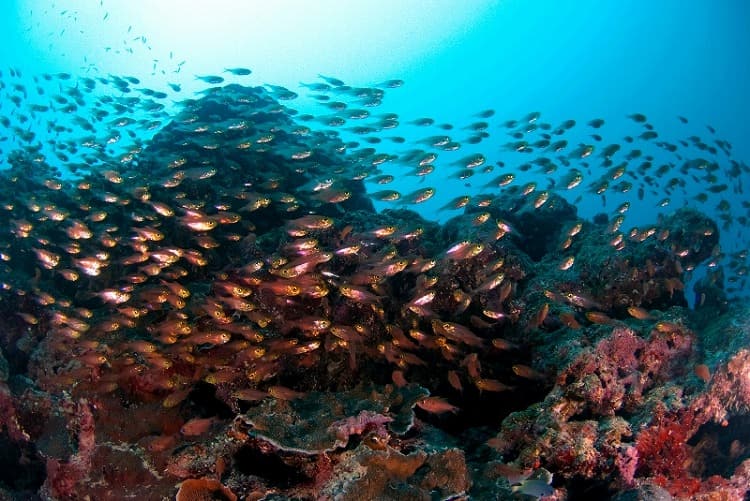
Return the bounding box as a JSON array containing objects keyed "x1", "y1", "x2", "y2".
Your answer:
[
  {"x1": 611, "y1": 482, "x2": 675, "y2": 501},
  {"x1": 419, "y1": 448, "x2": 471, "y2": 495},
  {"x1": 76, "y1": 444, "x2": 174, "y2": 500},
  {"x1": 722, "y1": 350, "x2": 750, "y2": 413},
  {"x1": 560, "y1": 327, "x2": 648, "y2": 417},
  {"x1": 559, "y1": 324, "x2": 693, "y2": 419},
  {"x1": 319, "y1": 444, "x2": 470, "y2": 501},
  {"x1": 235, "y1": 385, "x2": 427, "y2": 454},
  {"x1": 696, "y1": 304, "x2": 750, "y2": 375},
  {"x1": 0, "y1": 382, "x2": 29, "y2": 444},
  {"x1": 40, "y1": 398, "x2": 96, "y2": 500},
  {"x1": 490, "y1": 324, "x2": 694, "y2": 478},
  {"x1": 489, "y1": 310, "x2": 750, "y2": 499},
  {"x1": 161, "y1": 384, "x2": 473, "y2": 500}
]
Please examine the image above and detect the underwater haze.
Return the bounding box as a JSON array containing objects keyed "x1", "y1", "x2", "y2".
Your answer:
[{"x1": 1, "y1": 1, "x2": 750, "y2": 500}]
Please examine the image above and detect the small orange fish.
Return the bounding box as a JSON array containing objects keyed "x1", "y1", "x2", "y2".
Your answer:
[
  {"x1": 33, "y1": 248, "x2": 61, "y2": 269},
  {"x1": 585, "y1": 311, "x2": 613, "y2": 325},
  {"x1": 162, "y1": 388, "x2": 192, "y2": 408},
  {"x1": 267, "y1": 385, "x2": 305, "y2": 400},
  {"x1": 145, "y1": 434, "x2": 178, "y2": 452},
  {"x1": 559, "y1": 312, "x2": 582, "y2": 329},
  {"x1": 463, "y1": 353, "x2": 482, "y2": 380},
  {"x1": 188, "y1": 331, "x2": 231, "y2": 346},
  {"x1": 288, "y1": 214, "x2": 333, "y2": 231},
  {"x1": 440, "y1": 195, "x2": 471, "y2": 211},
  {"x1": 232, "y1": 389, "x2": 268, "y2": 402},
  {"x1": 474, "y1": 272, "x2": 505, "y2": 293},
  {"x1": 391, "y1": 369, "x2": 408, "y2": 388},
  {"x1": 432, "y1": 320, "x2": 484, "y2": 347},
  {"x1": 512, "y1": 364, "x2": 545, "y2": 381},
  {"x1": 654, "y1": 321, "x2": 682, "y2": 333},
  {"x1": 16, "y1": 312, "x2": 38, "y2": 325},
  {"x1": 627, "y1": 305, "x2": 653, "y2": 320},
  {"x1": 530, "y1": 303, "x2": 550, "y2": 330},
  {"x1": 446, "y1": 241, "x2": 484, "y2": 261},
  {"x1": 559, "y1": 237, "x2": 573, "y2": 250},
  {"x1": 180, "y1": 417, "x2": 216, "y2": 436},
  {"x1": 475, "y1": 378, "x2": 513, "y2": 393},
  {"x1": 694, "y1": 364, "x2": 711, "y2": 383},
  {"x1": 370, "y1": 225, "x2": 397, "y2": 238},
  {"x1": 447, "y1": 370, "x2": 463, "y2": 392},
  {"x1": 339, "y1": 284, "x2": 381, "y2": 304},
  {"x1": 558, "y1": 256, "x2": 575, "y2": 270},
  {"x1": 416, "y1": 396, "x2": 459, "y2": 414},
  {"x1": 491, "y1": 338, "x2": 518, "y2": 351},
  {"x1": 181, "y1": 217, "x2": 216, "y2": 232}
]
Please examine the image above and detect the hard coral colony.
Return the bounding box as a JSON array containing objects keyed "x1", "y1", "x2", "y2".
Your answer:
[{"x1": 0, "y1": 67, "x2": 748, "y2": 500}]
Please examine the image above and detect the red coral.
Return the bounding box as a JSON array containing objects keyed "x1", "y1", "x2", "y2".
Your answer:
[
  {"x1": 635, "y1": 417, "x2": 692, "y2": 478},
  {"x1": 633, "y1": 408, "x2": 706, "y2": 497},
  {"x1": 653, "y1": 474, "x2": 703, "y2": 498}
]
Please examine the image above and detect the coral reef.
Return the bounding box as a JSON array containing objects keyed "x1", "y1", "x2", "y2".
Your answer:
[{"x1": 0, "y1": 82, "x2": 747, "y2": 500}]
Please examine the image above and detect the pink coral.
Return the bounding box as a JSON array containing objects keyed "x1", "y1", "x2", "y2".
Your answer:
[
  {"x1": 559, "y1": 327, "x2": 647, "y2": 416},
  {"x1": 328, "y1": 410, "x2": 393, "y2": 448},
  {"x1": 615, "y1": 445, "x2": 639, "y2": 486}
]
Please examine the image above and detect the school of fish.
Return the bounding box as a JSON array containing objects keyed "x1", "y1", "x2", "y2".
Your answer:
[{"x1": 0, "y1": 63, "x2": 747, "y2": 423}]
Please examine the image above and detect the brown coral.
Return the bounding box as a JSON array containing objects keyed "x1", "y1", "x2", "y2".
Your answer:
[{"x1": 175, "y1": 477, "x2": 237, "y2": 501}]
